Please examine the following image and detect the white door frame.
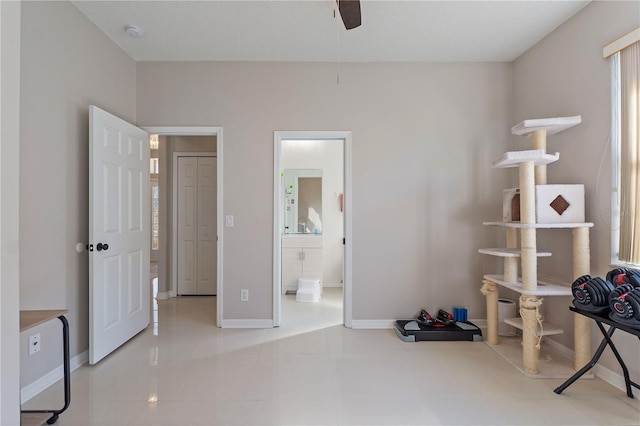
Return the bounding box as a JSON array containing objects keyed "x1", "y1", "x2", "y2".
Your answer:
[
  {"x1": 173, "y1": 152, "x2": 216, "y2": 296},
  {"x1": 142, "y1": 126, "x2": 224, "y2": 327},
  {"x1": 273, "y1": 131, "x2": 353, "y2": 327}
]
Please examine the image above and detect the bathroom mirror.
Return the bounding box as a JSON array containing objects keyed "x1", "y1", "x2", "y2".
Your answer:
[{"x1": 284, "y1": 169, "x2": 322, "y2": 234}]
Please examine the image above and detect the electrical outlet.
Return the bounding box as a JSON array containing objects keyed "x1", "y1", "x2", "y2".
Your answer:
[
  {"x1": 240, "y1": 289, "x2": 249, "y2": 302},
  {"x1": 29, "y1": 333, "x2": 41, "y2": 355}
]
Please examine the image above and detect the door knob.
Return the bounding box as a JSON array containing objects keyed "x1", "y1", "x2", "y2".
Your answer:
[{"x1": 96, "y1": 243, "x2": 109, "y2": 252}]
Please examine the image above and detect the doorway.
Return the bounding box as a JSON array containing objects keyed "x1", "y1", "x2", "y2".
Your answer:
[
  {"x1": 273, "y1": 131, "x2": 353, "y2": 327},
  {"x1": 142, "y1": 127, "x2": 224, "y2": 327}
]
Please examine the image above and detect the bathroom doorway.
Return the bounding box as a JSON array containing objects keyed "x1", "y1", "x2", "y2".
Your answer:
[{"x1": 273, "y1": 131, "x2": 353, "y2": 328}]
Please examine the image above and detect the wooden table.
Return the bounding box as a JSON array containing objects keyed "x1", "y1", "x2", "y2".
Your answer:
[{"x1": 20, "y1": 310, "x2": 70, "y2": 426}]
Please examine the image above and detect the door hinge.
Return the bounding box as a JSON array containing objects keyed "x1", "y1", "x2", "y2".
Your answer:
[{"x1": 86, "y1": 244, "x2": 94, "y2": 252}]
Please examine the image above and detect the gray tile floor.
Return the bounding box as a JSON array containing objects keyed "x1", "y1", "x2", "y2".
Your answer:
[{"x1": 24, "y1": 286, "x2": 640, "y2": 425}]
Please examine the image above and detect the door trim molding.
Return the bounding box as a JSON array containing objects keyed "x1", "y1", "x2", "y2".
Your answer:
[
  {"x1": 273, "y1": 131, "x2": 353, "y2": 328},
  {"x1": 141, "y1": 126, "x2": 224, "y2": 327},
  {"x1": 172, "y1": 152, "x2": 216, "y2": 297}
]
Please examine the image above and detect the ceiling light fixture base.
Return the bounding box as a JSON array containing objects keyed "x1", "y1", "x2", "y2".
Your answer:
[{"x1": 124, "y1": 24, "x2": 144, "y2": 39}]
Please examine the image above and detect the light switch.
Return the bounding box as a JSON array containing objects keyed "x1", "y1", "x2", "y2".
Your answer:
[{"x1": 225, "y1": 215, "x2": 234, "y2": 227}]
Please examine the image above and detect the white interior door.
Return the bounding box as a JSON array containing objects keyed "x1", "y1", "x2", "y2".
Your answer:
[
  {"x1": 197, "y1": 157, "x2": 217, "y2": 295},
  {"x1": 177, "y1": 156, "x2": 216, "y2": 295},
  {"x1": 89, "y1": 106, "x2": 150, "y2": 365},
  {"x1": 150, "y1": 175, "x2": 159, "y2": 262},
  {"x1": 177, "y1": 157, "x2": 197, "y2": 295}
]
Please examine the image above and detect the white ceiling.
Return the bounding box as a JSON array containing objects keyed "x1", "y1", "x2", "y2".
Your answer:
[{"x1": 71, "y1": 0, "x2": 590, "y2": 62}]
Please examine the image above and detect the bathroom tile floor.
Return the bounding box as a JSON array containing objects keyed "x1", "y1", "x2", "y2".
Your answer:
[{"x1": 23, "y1": 287, "x2": 640, "y2": 425}]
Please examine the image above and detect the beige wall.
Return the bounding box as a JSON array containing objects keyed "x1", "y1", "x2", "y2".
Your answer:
[
  {"x1": 512, "y1": 0, "x2": 640, "y2": 381},
  {"x1": 1, "y1": 1, "x2": 22, "y2": 423},
  {"x1": 137, "y1": 61, "x2": 513, "y2": 321},
  {"x1": 19, "y1": 1, "x2": 136, "y2": 387}
]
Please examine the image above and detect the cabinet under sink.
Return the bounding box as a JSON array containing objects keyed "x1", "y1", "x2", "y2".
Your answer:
[{"x1": 282, "y1": 235, "x2": 323, "y2": 295}]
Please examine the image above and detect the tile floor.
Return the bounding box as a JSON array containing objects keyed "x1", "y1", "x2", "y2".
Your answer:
[{"x1": 24, "y1": 286, "x2": 640, "y2": 425}]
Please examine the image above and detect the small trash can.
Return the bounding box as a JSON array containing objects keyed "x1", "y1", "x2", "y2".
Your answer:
[
  {"x1": 296, "y1": 278, "x2": 321, "y2": 303},
  {"x1": 498, "y1": 298, "x2": 517, "y2": 336}
]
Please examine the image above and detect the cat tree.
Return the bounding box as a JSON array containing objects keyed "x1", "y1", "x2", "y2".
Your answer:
[{"x1": 480, "y1": 116, "x2": 592, "y2": 376}]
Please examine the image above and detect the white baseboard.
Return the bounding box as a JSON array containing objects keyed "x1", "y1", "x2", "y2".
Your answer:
[
  {"x1": 221, "y1": 319, "x2": 273, "y2": 328},
  {"x1": 155, "y1": 291, "x2": 171, "y2": 300},
  {"x1": 470, "y1": 318, "x2": 487, "y2": 329},
  {"x1": 21, "y1": 350, "x2": 88, "y2": 404},
  {"x1": 350, "y1": 320, "x2": 395, "y2": 329},
  {"x1": 543, "y1": 336, "x2": 575, "y2": 359},
  {"x1": 594, "y1": 363, "x2": 640, "y2": 400}
]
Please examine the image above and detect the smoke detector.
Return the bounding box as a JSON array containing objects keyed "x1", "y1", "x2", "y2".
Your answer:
[{"x1": 124, "y1": 24, "x2": 144, "y2": 39}]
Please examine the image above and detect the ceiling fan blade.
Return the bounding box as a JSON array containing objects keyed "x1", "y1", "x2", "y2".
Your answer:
[{"x1": 338, "y1": 0, "x2": 361, "y2": 30}]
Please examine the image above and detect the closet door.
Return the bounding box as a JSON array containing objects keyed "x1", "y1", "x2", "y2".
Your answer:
[
  {"x1": 177, "y1": 157, "x2": 198, "y2": 295},
  {"x1": 177, "y1": 156, "x2": 217, "y2": 295},
  {"x1": 197, "y1": 157, "x2": 216, "y2": 295}
]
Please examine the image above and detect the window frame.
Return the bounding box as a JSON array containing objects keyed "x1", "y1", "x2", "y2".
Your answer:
[
  {"x1": 609, "y1": 32, "x2": 640, "y2": 267},
  {"x1": 611, "y1": 52, "x2": 624, "y2": 266}
]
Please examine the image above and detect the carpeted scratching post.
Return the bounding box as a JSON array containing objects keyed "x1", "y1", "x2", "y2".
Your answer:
[
  {"x1": 504, "y1": 228, "x2": 518, "y2": 283},
  {"x1": 481, "y1": 280, "x2": 499, "y2": 345},
  {"x1": 531, "y1": 129, "x2": 548, "y2": 185},
  {"x1": 519, "y1": 160, "x2": 537, "y2": 292},
  {"x1": 520, "y1": 295, "x2": 543, "y2": 375},
  {"x1": 573, "y1": 226, "x2": 592, "y2": 370}
]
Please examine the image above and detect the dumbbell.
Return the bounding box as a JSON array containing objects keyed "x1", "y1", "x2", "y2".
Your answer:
[
  {"x1": 572, "y1": 276, "x2": 614, "y2": 307},
  {"x1": 606, "y1": 268, "x2": 640, "y2": 287},
  {"x1": 571, "y1": 275, "x2": 591, "y2": 304},
  {"x1": 416, "y1": 309, "x2": 435, "y2": 326},
  {"x1": 609, "y1": 285, "x2": 640, "y2": 320},
  {"x1": 436, "y1": 309, "x2": 456, "y2": 326}
]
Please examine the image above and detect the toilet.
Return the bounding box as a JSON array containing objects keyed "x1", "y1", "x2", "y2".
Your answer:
[{"x1": 296, "y1": 278, "x2": 321, "y2": 303}]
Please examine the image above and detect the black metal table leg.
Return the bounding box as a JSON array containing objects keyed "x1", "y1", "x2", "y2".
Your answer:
[
  {"x1": 557, "y1": 306, "x2": 640, "y2": 398},
  {"x1": 554, "y1": 326, "x2": 615, "y2": 395},
  {"x1": 21, "y1": 315, "x2": 71, "y2": 424},
  {"x1": 594, "y1": 321, "x2": 636, "y2": 398}
]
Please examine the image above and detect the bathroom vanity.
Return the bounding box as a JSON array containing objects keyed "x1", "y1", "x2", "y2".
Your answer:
[{"x1": 281, "y1": 235, "x2": 323, "y2": 295}]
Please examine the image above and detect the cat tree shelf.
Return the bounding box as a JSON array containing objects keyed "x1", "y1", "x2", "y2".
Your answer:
[
  {"x1": 511, "y1": 115, "x2": 582, "y2": 136},
  {"x1": 504, "y1": 318, "x2": 565, "y2": 337},
  {"x1": 483, "y1": 221, "x2": 594, "y2": 229},
  {"x1": 478, "y1": 248, "x2": 551, "y2": 258},
  {"x1": 491, "y1": 149, "x2": 559, "y2": 168},
  {"x1": 483, "y1": 274, "x2": 573, "y2": 296}
]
